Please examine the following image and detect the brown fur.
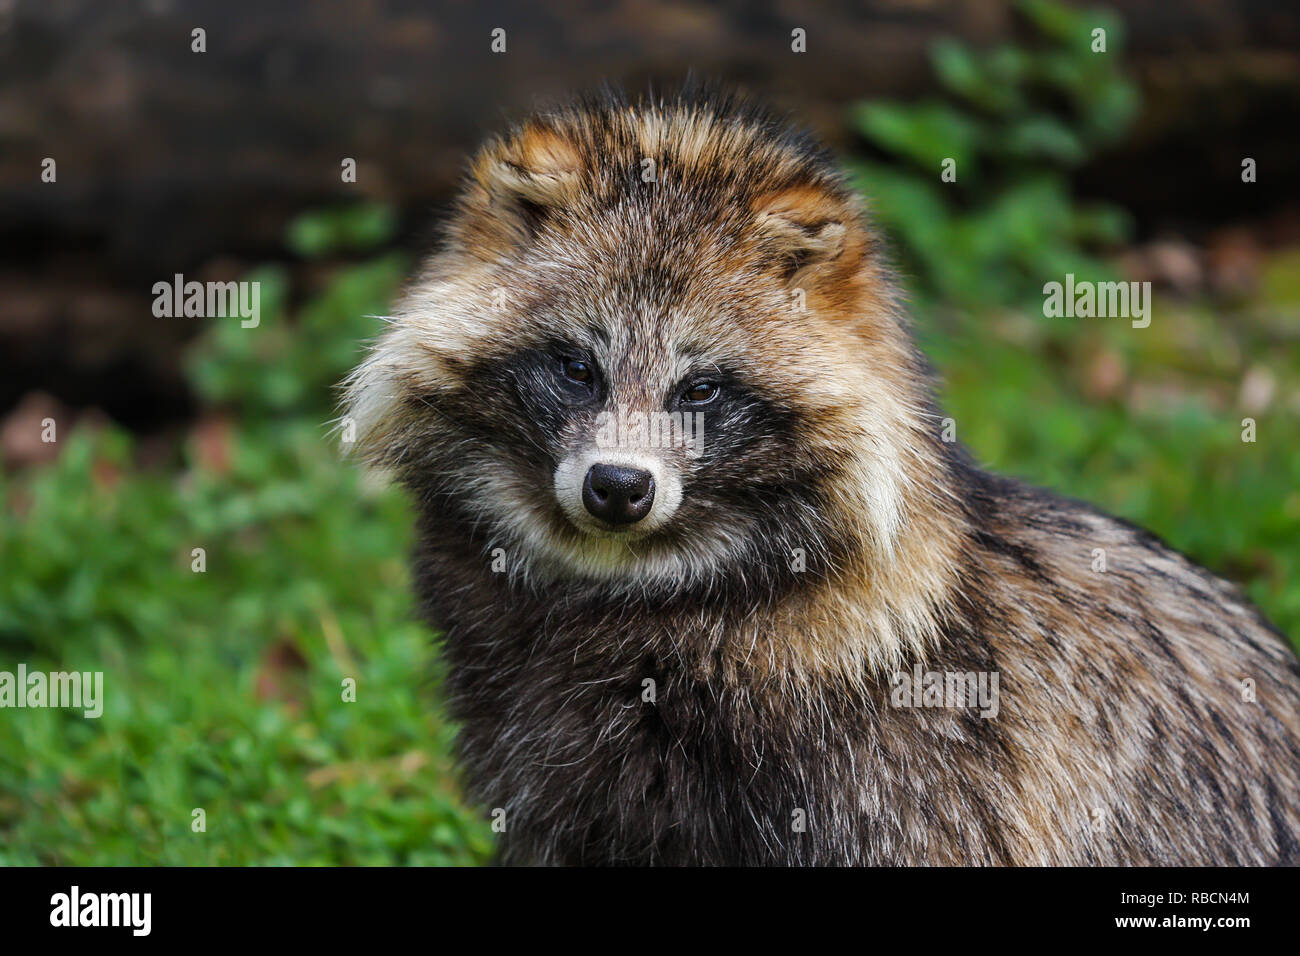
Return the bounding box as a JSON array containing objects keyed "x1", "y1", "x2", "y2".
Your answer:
[{"x1": 345, "y1": 90, "x2": 1300, "y2": 865}]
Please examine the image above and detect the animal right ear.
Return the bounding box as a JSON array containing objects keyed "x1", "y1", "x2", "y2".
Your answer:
[
  {"x1": 752, "y1": 184, "x2": 852, "y2": 281},
  {"x1": 466, "y1": 122, "x2": 583, "y2": 248}
]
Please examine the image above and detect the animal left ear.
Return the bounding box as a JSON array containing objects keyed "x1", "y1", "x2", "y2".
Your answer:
[{"x1": 752, "y1": 184, "x2": 851, "y2": 279}]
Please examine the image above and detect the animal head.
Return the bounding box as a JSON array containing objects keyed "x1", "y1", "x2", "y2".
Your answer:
[{"x1": 344, "y1": 91, "x2": 958, "y2": 603}]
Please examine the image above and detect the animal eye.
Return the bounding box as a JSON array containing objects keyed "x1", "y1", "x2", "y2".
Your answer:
[
  {"x1": 682, "y1": 381, "x2": 719, "y2": 405},
  {"x1": 563, "y1": 358, "x2": 592, "y2": 384}
]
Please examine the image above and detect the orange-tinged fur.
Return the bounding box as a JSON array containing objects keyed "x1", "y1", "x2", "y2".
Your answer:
[{"x1": 345, "y1": 90, "x2": 1300, "y2": 865}]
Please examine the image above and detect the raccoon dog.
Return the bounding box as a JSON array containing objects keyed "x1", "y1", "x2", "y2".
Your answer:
[{"x1": 344, "y1": 90, "x2": 1300, "y2": 865}]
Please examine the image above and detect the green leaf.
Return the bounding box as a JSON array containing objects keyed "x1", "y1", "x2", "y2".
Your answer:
[
  {"x1": 1000, "y1": 115, "x2": 1087, "y2": 165},
  {"x1": 852, "y1": 101, "x2": 982, "y2": 176},
  {"x1": 286, "y1": 203, "x2": 397, "y2": 258}
]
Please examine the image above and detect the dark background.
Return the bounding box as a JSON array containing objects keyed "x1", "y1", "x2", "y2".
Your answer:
[{"x1": 4, "y1": 0, "x2": 1299, "y2": 430}]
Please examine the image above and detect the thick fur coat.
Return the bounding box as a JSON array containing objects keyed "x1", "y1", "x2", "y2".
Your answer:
[{"x1": 345, "y1": 91, "x2": 1300, "y2": 865}]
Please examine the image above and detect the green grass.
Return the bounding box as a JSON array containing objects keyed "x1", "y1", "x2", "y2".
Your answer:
[
  {"x1": 0, "y1": 241, "x2": 492, "y2": 865},
  {"x1": 2, "y1": 209, "x2": 1298, "y2": 864},
  {"x1": 0, "y1": 423, "x2": 491, "y2": 865}
]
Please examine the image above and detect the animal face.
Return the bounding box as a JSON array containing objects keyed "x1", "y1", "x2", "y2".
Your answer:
[{"x1": 345, "y1": 93, "x2": 937, "y2": 593}]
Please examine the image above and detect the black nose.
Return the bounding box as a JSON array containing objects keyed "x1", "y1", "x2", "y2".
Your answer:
[{"x1": 582, "y1": 464, "x2": 655, "y2": 525}]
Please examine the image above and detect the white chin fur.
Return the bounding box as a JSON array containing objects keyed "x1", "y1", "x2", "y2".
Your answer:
[{"x1": 553, "y1": 449, "x2": 683, "y2": 539}]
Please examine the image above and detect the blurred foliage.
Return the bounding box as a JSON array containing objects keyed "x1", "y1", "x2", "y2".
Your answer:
[
  {"x1": 0, "y1": 204, "x2": 492, "y2": 864},
  {"x1": 285, "y1": 203, "x2": 400, "y2": 259},
  {"x1": 850, "y1": 0, "x2": 1138, "y2": 308}
]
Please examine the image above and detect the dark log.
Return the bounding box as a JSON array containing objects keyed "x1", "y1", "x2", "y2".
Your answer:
[{"x1": 2, "y1": 0, "x2": 1298, "y2": 427}]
